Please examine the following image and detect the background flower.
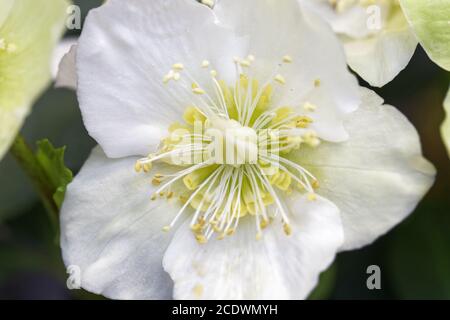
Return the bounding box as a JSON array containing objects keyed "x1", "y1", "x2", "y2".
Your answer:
[
  {"x1": 400, "y1": 0, "x2": 450, "y2": 72},
  {"x1": 299, "y1": 0, "x2": 418, "y2": 87},
  {"x1": 0, "y1": 0, "x2": 69, "y2": 160}
]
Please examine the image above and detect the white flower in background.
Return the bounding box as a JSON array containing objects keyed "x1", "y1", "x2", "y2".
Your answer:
[
  {"x1": 0, "y1": 0, "x2": 69, "y2": 160},
  {"x1": 400, "y1": 0, "x2": 450, "y2": 72},
  {"x1": 60, "y1": 0, "x2": 435, "y2": 299},
  {"x1": 299, "y1": 0, "x2": 418, "y2": 87}
]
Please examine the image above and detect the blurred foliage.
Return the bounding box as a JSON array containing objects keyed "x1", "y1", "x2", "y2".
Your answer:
[{"x1": 0, "y1": 0, "x2": 449, "y2": 300}]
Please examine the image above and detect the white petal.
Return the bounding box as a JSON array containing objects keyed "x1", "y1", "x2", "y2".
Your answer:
[
  {"x1": 343, "y1": 9, "x2": 418, "y2": 87},
  {"x1": 291, "y1": 88, "x2": 435, "y2": 250},
  {"x1": 441, "y1": 87, "x2": 450, "y2": 158},
  {"x1": 55, "y1": 43, "x2": 77, "y2": 89},
  {"x1": 60, "y1": 147, "x2": 183, "y2": 299},
  {"x1": 163, "y1": 195, "x2": 343, "y2": 300},
  {"x1": 215, "y1": 0, "x2": 360, "y2": 142},
  {"x1": 299, "y1": 0, "x2": 373, "y2": 39},
  {"x1": 77, "y1": 0, "x2": 245, "y2": 158}
]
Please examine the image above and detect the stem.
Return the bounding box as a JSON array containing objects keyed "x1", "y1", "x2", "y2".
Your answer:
[{"x1": 9, "y1": 135, "x2": 59, "y2": 229}]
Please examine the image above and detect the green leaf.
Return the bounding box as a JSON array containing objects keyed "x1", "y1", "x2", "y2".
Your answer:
[
  {"x1": 35, "y1": 139, "x2": 73, "y2": 209},
  {"x1": 400, "y1": 0, "x2": 450, "y2": 71},
  {"x1": 308, "y1": 263, "x2": 337, "y2": 300}
]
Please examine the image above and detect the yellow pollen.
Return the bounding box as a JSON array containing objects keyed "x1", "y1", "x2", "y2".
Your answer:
[
  {"x1": 307, "y1": 193, "x2": 317, "y2": 201},
  {"x1": 260, "y1": 219, "x2": 269, "y2": 229},
  {"x1": 201, "y1": 60, "x2": 210, "y2": 68},
  {"x1": 282, "y1": 55, "x2": 293, "y2": 63},
  {"x1": 312, "y1": 180, "x2": 320, "y2": 189},
  {"x1": 172, "y1": 63, "x2": 184, "y2": 71},
  {"x1": 193, "y1": 284, "x2": 204, "y2": 298},
  {"x1": 226, "y1": 228, "x2": 235, "y2": 236},
  {"x1": 193, "y1": 87, "x2": 205, "y2": 95},
  {"x1": 274, "y1": 74, "x2": 286, "y2": 85},
  {"x1": 201, "y1": 0, "x2": 214, "y2": 8},
  {"x1": 240, "y1": 59, "x2": 251, "y2": 67},
  {"x1": 162, "y1": 226, "x2": 171, "y2": 232},
  {"x1": 195, "y1": 234, "x2": 208, "y2": 244},
  {"x1": 303, "y1": 102, "x2": 317, "y2": 112},
  {"x1": 134, "y1": 161, "x2": 143, "y2": 172},
  {"x1": 143, "y1": 163, "x2": 152, "y2": 172},
  {"x1": 314, "y1": 79, "x2": 321, "y2": 87},
  {"x1": 283, "y1": 223, "x2": 292, "y2": 236},
  {"x1": 152, "y1": 178, "x2": 161, "y2": 186}
]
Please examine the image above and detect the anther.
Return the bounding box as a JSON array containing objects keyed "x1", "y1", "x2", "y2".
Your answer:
[
  {"x1": 172, "y1": 63, "x2": 184, "y2": 71},
  {"x1": 162, "y1": 226, "x2": 171, "y2": 232},
  {"x1": 143, "y1": 163, "x2": 152, "y2": 172},
  {"x1": 134, "y1": 161, "x2": 143, "y2": 172},
  {"x1": 193, "y1": 87, "x2": 206, "y2": 95},
  {"x1": 283, "y1": 223, "x2": 292, "y2": 236},
  {"x1": 195, "y1": 234, "x2": 208, "y2": 244},
  {"x1": 201, "y1": 0, "x2": 214, "y2": 8},
  {"x1": 240, "y1": 59, "x2": 251, "y2": 67},
  {"x1": 201, "y1": 60, "x2": 210, "y2": 68},
  {"x1": 274, "y1": 74, "x2": 286, "y2": 85},
  {"x1": 303, "y1": 102, "x2": 317, "y2": 112},
  {"x1": 307, "y1": 193, "x2": 317, "y2": 201},
  {"x1": 282, "y1": 55, "x2": 293, "y2": 63}
]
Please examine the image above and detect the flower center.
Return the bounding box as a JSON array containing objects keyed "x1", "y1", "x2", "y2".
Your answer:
[{"x1": 135, "y1": 55, "x2": 321, "y2": 243}]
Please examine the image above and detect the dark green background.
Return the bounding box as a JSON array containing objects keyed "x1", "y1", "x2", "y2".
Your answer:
[{"x1": 0, "y1": 0, "x2": 449, "y2": 299}]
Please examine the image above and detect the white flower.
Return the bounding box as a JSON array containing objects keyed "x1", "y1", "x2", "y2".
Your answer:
[
  {"x1": 0, "y1": 0, "x2": 69, "y2": 160},
  {"x1": 400, "y1": 0, "x2": 450, "y2": 72},
  {"x1": 60, "y1": 0, "x2": 435, "y2": 299},
  {"x1": 299, "y1": 0, "x2": 418, "y2": 87}
]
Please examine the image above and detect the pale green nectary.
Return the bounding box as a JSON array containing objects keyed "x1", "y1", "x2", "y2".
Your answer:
[
  {"x1": 400, "y1": 0, "x2": 450, "y2": 71},
  {"x1": 442, "y1": 87, "x2": 450, "y2": 157},
  {"x1": 0, "y1": 0, "x2": 69, "y2": 160}
]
